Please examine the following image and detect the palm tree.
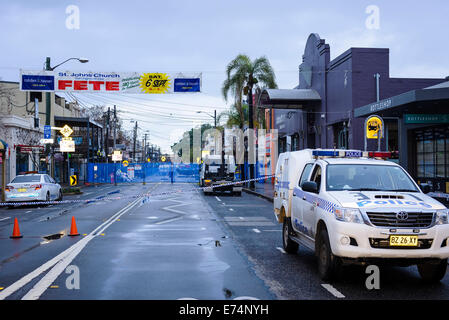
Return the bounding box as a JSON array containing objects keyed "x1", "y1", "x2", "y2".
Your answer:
[
  {"x1": 217, "y1": 103, "x2": 248, "y2": 129},
  {"x1": 221, "y1": 54, "x2": 277, "y2": 188}
]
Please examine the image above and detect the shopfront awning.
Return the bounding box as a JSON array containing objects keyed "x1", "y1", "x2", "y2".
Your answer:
[
  {"x1": 354, "y1": 81, "x2": 449, "y2": 118},
  {"x1": 259, "y1": 88, "x2": 321, "y2": 109},
  {"x1": 54, "y1": 116, "x2": 103, "y2": 129}
]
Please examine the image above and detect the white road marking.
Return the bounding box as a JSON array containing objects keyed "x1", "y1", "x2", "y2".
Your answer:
[
  {"x1": 0, "y1": 217, "x2": 10, "y2": 221},
  {"x1": 161, "y1": 199, "x2": 191, "y2": 215},
  {"x1": 0, "y1": 197, "x2": 141, "y2": 301},
  {"x1": 155, "y1": 217, "x2": 183, "y2": 225},
  {"x1": 276, "y1": 247, "x2": 286, "y2": 254},
  {"x1": 215, "y1": 196, "x2": 221, "y2": 202},
  {"x1": 141, "y1": 228, "x2": 207, "y2": 231},
  {"x1": 321, "y1": 284, "x2": 345, "y2": 299},
  {"x1": 252, "y1": 228, "x2": 261, "y2": 233},
  {"x1": 26, "y1": 211, "x2": 32, "y2": 213},
  {"x1": 229, "y1": 208, "x2": 234, "y2": 211},
  {"x1": 147, "y1": 216, "x2": 159, "y2": 219}
]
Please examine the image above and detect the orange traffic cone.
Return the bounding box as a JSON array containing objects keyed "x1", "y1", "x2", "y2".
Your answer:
[
  {"x1": 68, "y1": 216, "x2": 80, "y2": 237},
  {"x1": 10, "y1": 218, "x2": 23, "y2": 239}
]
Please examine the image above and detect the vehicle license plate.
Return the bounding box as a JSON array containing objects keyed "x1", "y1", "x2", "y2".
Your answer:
[{"x1": 389, "y1": 235, "x2": 418, "y2": 247}]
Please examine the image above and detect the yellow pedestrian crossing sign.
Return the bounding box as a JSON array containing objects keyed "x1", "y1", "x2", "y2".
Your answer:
[
  {"x1": 161, "y1": 156, "x2": 166, "y2": 162},
  {"x1": 122, "y1": 160, "x2": 129, "y2": 167},
  {"x1": 70, "y1": 175, "x2": 77, "y2": 186},
  {"x1": 60, "y1": 125, "x2": 73, "y2": 138}
]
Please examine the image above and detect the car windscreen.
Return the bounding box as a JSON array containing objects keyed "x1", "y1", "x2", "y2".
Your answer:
[
  {"x1": 11, "y1": 175, "x2": 41, "y2": 183},
  {"x1": 326, "y1": 164, "x2": 419, "y2": 192}
]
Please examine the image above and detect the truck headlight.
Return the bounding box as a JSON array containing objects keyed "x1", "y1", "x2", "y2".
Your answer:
[
  {"x1": 436, "y1": 209, "x2": 449, "y2": 225},
  {"x1": 334, "y1": 208, "x2": 363, "y2": 224}
]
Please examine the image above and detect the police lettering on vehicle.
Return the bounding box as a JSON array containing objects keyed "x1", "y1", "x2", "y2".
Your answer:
[{"x1": 356, "y1": 199, "x2": 433, "y2": 208}]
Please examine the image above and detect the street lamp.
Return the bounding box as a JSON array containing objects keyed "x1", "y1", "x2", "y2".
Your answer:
[
  {"x1": 47, "y1": 57, "x2": 89, "y2": 71},
  {"x1": 45, "y1": 57, "x2": 89, "y2": 126},
  {"x1": 44, "y1": 56, "x2": 89, "y2": 179},
  {"x1": 196, "y1": 110, "x2": 217, "y2": 128}
]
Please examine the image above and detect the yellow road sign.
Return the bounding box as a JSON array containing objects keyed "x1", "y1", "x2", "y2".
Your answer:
[
  {"x1": 122, "y1": 160, "x2": 129, "y2": 167},
  {"x1": 366, "y1": 115, "x2": 383, "y2": 139},
  {"x1": 60, "y1": 125, "x2": 73, "y2": 138},
  {"x1": 70, "y1": 175, "x2": 77, "y2": 186},
  {"x1": 161, "y1": 156, "x2": 166, "y2": 162}
]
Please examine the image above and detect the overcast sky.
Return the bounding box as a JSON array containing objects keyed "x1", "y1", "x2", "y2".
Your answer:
[{"x1": 1, "y1": 0, "x2": 448, "y2": 152}]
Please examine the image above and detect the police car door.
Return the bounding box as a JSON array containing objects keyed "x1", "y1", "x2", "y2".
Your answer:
[
  {"x1": 291, "y1": 163, "x2": 314, "y2": 235},
  {"x1": 302, "y1": 164, "x2": 322, "y2": 237}
]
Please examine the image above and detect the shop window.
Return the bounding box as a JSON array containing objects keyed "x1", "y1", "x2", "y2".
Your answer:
[
  {"x1": 415, "y1": 126, "x2": 449, "y2": 179},
  {"x1": 333, "y1": 122, "x2": 348, "y2": 149}
]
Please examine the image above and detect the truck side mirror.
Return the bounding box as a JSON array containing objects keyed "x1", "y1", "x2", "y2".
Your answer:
[
  {"x1": 301, "y1": 181, "x2": 318, "y2": 194},
  {"x1": 420, "y1": 184, "x2": 431, "y2": 194}
]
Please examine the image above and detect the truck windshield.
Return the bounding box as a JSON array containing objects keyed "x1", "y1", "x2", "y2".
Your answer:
[{"x1": 326, "y1": 164, "x2": 419, "y2": 192}]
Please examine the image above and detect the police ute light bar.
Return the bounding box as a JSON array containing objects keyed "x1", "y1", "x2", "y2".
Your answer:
[
  {"x1": 312, "y1": 150, "x2": 363, "y2": 158},
  {"x1": 367, "y1": 151, "x2": 391, "y2": 158},
  {"x1": 312, "y1": 149, "x2": 392, "y2": 159}
]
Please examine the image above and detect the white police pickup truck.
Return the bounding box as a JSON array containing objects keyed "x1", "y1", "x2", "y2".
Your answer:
[{"x1": 274, "y1": 149, "x2": 449, "y2": 282}]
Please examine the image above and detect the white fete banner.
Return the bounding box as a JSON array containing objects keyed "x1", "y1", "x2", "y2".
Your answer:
[{"x1": 20, "y1": 70, "x2": 202, "y2": 94}]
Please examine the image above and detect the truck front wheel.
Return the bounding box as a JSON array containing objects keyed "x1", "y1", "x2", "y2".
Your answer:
[
  {"x1": 417, "y1": 259, "x2": 447, "y2": 283},
  {"x1": 317, "y1": 228, "x2": 341, "y2": 281},
  {"x1": 282, "y1": 218, "x2": 299, "y2": 254}
]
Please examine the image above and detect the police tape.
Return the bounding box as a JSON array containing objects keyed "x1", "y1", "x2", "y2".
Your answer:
[
  {"x1": 428, "y1": 192, "x2": 449, "y2": 200},
  {"x1": 0, "y1": 175, "x2": 277, "y2": 207}
]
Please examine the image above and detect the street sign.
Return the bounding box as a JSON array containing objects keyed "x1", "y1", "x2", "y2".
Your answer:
[
  {"x1": 20, "y1": 71, "x2": 55, "y2": 92},
  {"x1": 173, "y1": 78, "x2": 201, "y2": 92},
  {"x1": 364, "y1": 114, "x2": 384, "y2": 152},
  {"x1": 365, "y1": 115, "x2": 383, "y2": 139},
  {"x1": 70, "y1": 175, "x2": 77, "y2": 186},
  {"x1": 40, "y1": 138, "x2": 54, "y2": 144},
  {"x1": 122, "y1": 160, "x2": 129, "y2": 167},
  {"x1": 112, "y1": 150, "x2": 122, "y2": 162},
  {"x1": 44, "y1": 125, "x2": 51, "y2": 139},
  {"x1": 161, "y1": 156, "x2": 166, "y2": 162},
  {"x1": 60, "y1": 125, "x2": 73, "y2": 138},
  {"x1": 60, "y1": 138, "x2": 75, "y2": 152}
]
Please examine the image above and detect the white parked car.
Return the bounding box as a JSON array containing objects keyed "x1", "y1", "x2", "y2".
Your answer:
[{"x1": 5, "y1": 174, "x2": 63, "y2": 206}]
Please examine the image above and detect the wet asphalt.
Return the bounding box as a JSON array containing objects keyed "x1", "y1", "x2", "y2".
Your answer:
[
  {"x1": 2, "y1": 182, "x2": 449, "y2": 300},
  {"x1": 0, "y1": 183, "x2": 274, "y2": 300}
]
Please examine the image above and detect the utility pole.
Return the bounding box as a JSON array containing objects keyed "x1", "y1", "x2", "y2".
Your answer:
[
  {"x1": 248, "y1": 80, "x2": 255, "y2": 190},
  {"x1": 105, "y1": 107, "x2": 110, "y2": 164},
  {"x1": 45, "y1": 57, "x2": 52, "y2": 176},
  {"x1": 113, "y1": 106, "x2": 118, "y2": 186},
  {"x1": 113, "y1": 105, "x2": 117, "y2": 150},
  {"x1": 143, "y1": 132, "x2": 148, "y2": 185},
  {"x1": 214, "y1": 110, "x2": 217, "y2": 128},
  {"x1": 133, "y1": 121, "x2": 138, "y2": 163}
]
